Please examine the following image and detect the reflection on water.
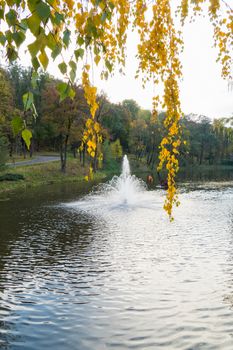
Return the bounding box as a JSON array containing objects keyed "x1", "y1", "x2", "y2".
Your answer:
[
  {"x1": 177, "y1": 166, "x2": 233, "y2": 183},
  {"x1": 0, "y1": 177, "x2": 233, "y2": 349}
]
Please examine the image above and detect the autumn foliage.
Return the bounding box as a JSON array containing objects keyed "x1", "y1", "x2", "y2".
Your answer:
[{"x1": 0, "y1": 0, "x2": 232, "y2": 218}]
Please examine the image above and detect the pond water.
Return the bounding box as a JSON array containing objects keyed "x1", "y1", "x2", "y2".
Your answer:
[{"x1": 0, "y1": 161, "x2": 233, "y2": 350}]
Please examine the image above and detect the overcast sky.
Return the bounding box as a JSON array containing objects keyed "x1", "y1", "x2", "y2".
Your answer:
[
  {"x1": 95, "y1": 16, "x2": 233, "y2": 119},
  {"x1": 2, "y1": 3, "x2": 232, "y2": 119}
]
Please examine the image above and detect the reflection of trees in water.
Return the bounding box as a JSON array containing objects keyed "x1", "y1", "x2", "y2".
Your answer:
[
  {"x1": 0, "y1": 198, "x2": 100, "y2": 349},
  {"x1": 222, "y1": 209, "x2": 233, "y2": 310},
  {"x1": 177, "y1": 166, "x2": 233, "y2": 182}
]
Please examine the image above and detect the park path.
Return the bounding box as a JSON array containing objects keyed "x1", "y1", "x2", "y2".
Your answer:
[{"x1": 7, "y1": 155, "x2": 60, "y2": 167}]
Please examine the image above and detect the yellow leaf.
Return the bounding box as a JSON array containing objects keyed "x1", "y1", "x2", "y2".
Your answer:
[
  {"x1": 94, "y1": 55, "x2": 101, "y2": 65},
  {"x1": 39, "y1": 50, "x2": 49, "y2": 70}
]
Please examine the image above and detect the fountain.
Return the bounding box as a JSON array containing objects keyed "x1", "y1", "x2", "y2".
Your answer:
[
  {"x1": 106, "y1": 155, "x2": 145, "y2": 207},
  {"x1": 65, "y1": 155, "x2": 161, "y2": 213}
]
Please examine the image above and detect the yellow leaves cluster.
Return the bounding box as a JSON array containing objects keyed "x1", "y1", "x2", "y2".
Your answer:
[
  {"x1": 65, "y1": 0, "x2": 74, "y2": 11},
  {"x1": 84, "y1": 166, "x2": 93, "y2": 181},
  {"x1": 158, "y1": 73, "x2": 182, "y2": 220},
  {"x1": 135, "y1": 0, "x2": 183, "y2": 219},
  {"x1": 214, "y1": 20, "x2": 233, "y2": 79},
  {"x1": 75, "y1": 11, "x2": 88, "y2": 35},
  {"x1": 115, "y1": 0, "x2": 130, "y2": 60},
  {"x1": 82, "y1": 66, "x2": 98, "y2": 118},
  {"x1": 81, "y1": 66, "x2": 102, "y2": 177}
]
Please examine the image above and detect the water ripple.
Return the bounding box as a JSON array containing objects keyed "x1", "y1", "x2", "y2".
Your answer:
[{"x1": 0, "y1": 178, "x2": 233, "y2": 349}]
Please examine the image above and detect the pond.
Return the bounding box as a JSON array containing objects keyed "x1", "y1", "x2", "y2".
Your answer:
[{"x1": 0, "y1": 160, "x2": 233, "y2": 350}]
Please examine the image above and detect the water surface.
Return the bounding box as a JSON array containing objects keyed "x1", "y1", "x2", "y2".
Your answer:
[{"x1": 0, "y1": 173, "x2": 233, "y2": 349}]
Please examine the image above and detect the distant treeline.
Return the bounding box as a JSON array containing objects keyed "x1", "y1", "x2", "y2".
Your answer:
[{"x1": 0, "y1": 64, "x2": 233, "y2": 171}]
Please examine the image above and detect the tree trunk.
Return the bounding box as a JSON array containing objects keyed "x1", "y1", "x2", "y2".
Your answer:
[
  {"x1": 30, "y1": 139, "x2": 34, "y2": 158},
  {"x1": 59, "y1": 135, "x2": 65, "y2": 173},
  {"x1": 21, "y1": 138, "x2": 26, "y2": 159},
  {"x1": 199, "y1": 141, "x2": 204, "y2": 165}
]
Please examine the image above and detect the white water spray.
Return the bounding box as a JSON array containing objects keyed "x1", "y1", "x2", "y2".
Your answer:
[
  {"x1": 65, "y1": 155, "x2": 161, "y2": 213},
  {"x1": 122, "y1": 155, "x2": 131, "y2": 179},
  {"x1": 103, "y1": 155, "x2": 145, "y2": 207}
]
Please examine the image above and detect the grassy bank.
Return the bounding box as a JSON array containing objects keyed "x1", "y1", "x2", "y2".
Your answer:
[
  {"x1": 0, "y1": 158, "x2": 110, "y2": 196},
  {"x1": 2, "y1": 155, "x2": 231, "y2": 197}
]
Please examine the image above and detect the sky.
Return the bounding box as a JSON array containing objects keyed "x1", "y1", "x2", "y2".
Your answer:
[
  {"x1": 96, "y1": 16, "x2": 233, "y2": 119},
  {"x1": 1, "y1": 3, "x2": 232, "y2": 120}
]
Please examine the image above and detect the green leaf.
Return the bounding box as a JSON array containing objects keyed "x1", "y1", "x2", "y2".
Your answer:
[
  {"x1": 27, "y1": 13, "x2": 41, "y2": 36},
  {"x1": 6, "y1": 9, "x2": 17, "y2": 26},
  {"x1": 109, "y1": 2, "x2": 115, "y2": 10},
  {"x1": 5, "y1": 30, "x2": 13, "y2": 43},
  {"x1": 101, "y1": 12, "x2": 108, "y2": 22},
  {"x1": 68, "y1": 87, "x2": 75, "y2": 99},
  {"x1": 51, "y1": 44, "x2": 62, "y2": 60},
  {"x1": 31, "y1": 71, "x2": 38, "y2": 89},
  {"x1": 69, "y1": 60, "x2": 77, "y2": 71},
  {"x1": 23, "y1": 92, "x2": 34, "y2": 111},
  {"x1": 86, "y1": 18, "x2": 97, "y2": 38},
  {"x1": 77, "y1": 36, "x2": 84, "y2": 46},
  {"x1": 11, "y1": 116, "x2": 23, "y2": 136},
  {"x1": 57, "y1": 82, "x2": 68, "y2": 101},
  {"x1": 63, "y1": 29, "x2": 71, "y2": 47},
  {"x1": 54, "y1": 12, "x2": 64, "y2": 25},
  {"x1": 58, "y1": 62, "x2": 67, "y2": 74},
  {"x1": 69, "y1": 69, "x2": 75, "y2": 83},
  {"x1": 106, "y1": 10, "x2": 112, "y2": 20},
  {"x1": 19, "y1": 19, "x2": 28, "y2": 31},
  {"x1": 28, "y1": 40, "x2": 40, "y2": 58},
  {"x1": 12, "y1": 31, "x2": 26, "y2": 47},
  {"x1": 0, "y1": 8, "x2": 4, "y2": 20},
  {"x1": 105, "y1": 60, "x2": 113, "y2": 73},
  {"x1": 36, "y1": 2, "x2": 50, "y2": 21},
  {"x1": 32, "y1": 57, "x2": 40, "y2": 71},
  {"x1": 46, "y1": 32, "x2": 56, "y2": 51},
  {"x1": 57, "y1": 83, "x2": 75, "y2": 101},
  {"x1": 22, "y1": 129, "x2": 32, "y2": 150},
  {"x1": 7, "y1": 46, "x2": 18, "y2": 61},
  {"x1": 27, "y1": 0, "x2": 38, "y2": 12},
  {"x1": 74, "y1": 48, "x2": 84, "y2": 60},
  {"x1": 39, "y1": 50, "x2": 49, "y2": 69},
  {"x1": 0, "y1": 33, "x2": 6, "y2": 46}
]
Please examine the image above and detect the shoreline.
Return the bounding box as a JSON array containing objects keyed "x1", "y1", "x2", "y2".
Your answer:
[
  {"x1": 1, "y1": 158, "x2": 233, "y2": 198},
  {"x1": 0, "y1": 159, "x2": 109, "y2": 198}
]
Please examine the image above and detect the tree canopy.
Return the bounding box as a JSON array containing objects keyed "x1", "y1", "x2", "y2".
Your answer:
[{"x1": 0, "y1": 0, "x2": 232, "y2": 218}]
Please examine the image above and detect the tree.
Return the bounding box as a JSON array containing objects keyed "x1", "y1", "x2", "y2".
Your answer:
[
  {"x1": 122, "y1": 99, "x2": 140, "y2": 120},
  {"x1": 0, "y1": 0, "x2": 232, "y2": 218},
  {"x1": 42, "y1": 82, "x2": 88, "y2": 172},
  {"x1": 7, "y1": 64, "x2": 32, "y2": 110},
  {"x1": 0, "y1": 68, "x2": 14, "y2": 123},
  {"x1": 111, "y1": 139, "x2": 123, "y2": 161},
  {"x1": 0, "y1": 67, "x2": 21, "y2": 157},
  {"x1": 101, "y1": 102, "x2": 131, "y2": 150},
  {"x1": 0, "y1": 133, "x2": 8, "y2": 168},
  {"x1": 213, "y1": 117, "x2": 233, "y2": 163}
]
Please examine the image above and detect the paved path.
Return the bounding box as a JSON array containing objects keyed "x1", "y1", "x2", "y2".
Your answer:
[{"x1": 7, "y1": 156, "x2": 60, "y2": 167}]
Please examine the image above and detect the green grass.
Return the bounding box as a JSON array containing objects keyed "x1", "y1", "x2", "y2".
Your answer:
[{"x1": 0, "y1": 158, "x2": 108, "y2": 196}]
